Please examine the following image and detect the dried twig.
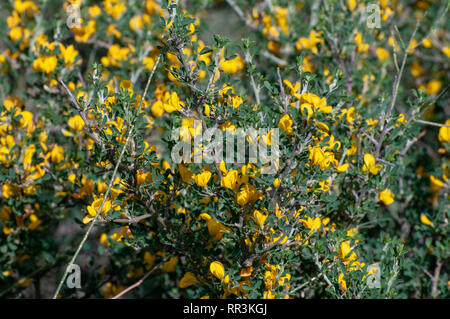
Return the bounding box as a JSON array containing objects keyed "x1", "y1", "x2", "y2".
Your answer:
[{"x1": 111, "y1": 262, "x2": 163, "y2": 299}]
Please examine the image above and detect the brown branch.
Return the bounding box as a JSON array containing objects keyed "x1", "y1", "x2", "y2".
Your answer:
[{"x1": 111, "y1": 262, "x2": 163, "y2": 299}]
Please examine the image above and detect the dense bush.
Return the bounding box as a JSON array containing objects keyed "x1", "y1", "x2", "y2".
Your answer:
[{"x1": 0, "y1": 0, "x2": 448, "y2": 299}]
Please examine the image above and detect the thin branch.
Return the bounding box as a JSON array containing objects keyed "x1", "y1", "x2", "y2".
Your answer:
[
  {"x1": 277, "y1": 67, "x2": 288, "y2": 113},
  {"x1": 111, "y1": 262, "x2": 163, "y2": 299},
  {"x1": 376, "y1": 158, "x2": 395, "y2": 167},
  {"x1": 431, "y1": 258, "x2": 443, "y2": 298},
  {"x1": 362, "y1": 131, "x2": 379, "y2": 147},
  {"x1": 375, "y1": 17, "x2": 424, "y2": 158},
  {"x1": 225, "y1": 0, "x2": 258, "y2": 30},
  {"x1": 261, "y1": 50, "x2": 288, "y2": 66},
  {"x1": 400, "y1": 130, "x2": 426, "y2": 156},
  {"x1": 112, "y1": 213, "x2": 153, "y2": 224},
  {"x1": 414, "y1": 119, "x2": 450, "y2": 128},
  {"x1": 52, "y1": 53, "x2": 162, "y2": 300},
  {"x1": 314, "y1": 254, "x2": 336, "y2": 295}
]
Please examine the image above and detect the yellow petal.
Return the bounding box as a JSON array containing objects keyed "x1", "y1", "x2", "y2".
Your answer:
[
  {"x1": 210, "y1": 261, "x2": 225, "y2": 280},
  {"x1": 420, "y1": 214, "x2": 433, "y2": 226},
  {"x1": 179, "y1": 272, "x2": 198, "y2": 288}
]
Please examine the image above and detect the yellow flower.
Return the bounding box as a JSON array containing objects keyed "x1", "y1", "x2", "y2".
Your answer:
[
  {"x1": 278, "y1": 114, "x2": 293, "y2": 136},
  {"x1": 163, "y1": 91, "x2": 183, "y2": 113},
  {"x1": 339, "y1": 241, "x2": 357, "y2": 263},
  {"x1": 102, "y1": 44, "x2": 130, "y2": 67},
  {"x1": 363, "y1": 153, "x2": 382, "y2": 175},
  {"x1": 420, "y1": 213, "x2": 433, "y2": 227},
  {"x1": 354, "y1": 32, "x2": 369, "y2": 53},
  {"x1": 376, "y1": 47, "x2": 389, "y2": 61},
  {"x1": 295, "y1": 30, "x2": 324, "y2": 54},
  {"x1": 426, "y1": 80, "x2": 442, "y2": 95},
  {"x1": 237, "y1": 183, "x2": 261, "y2": 206},
  {"x1": 88, "y1": 5, "x2": 102, "y2": 18},
  {"x1": 338, "y1": 273, "x2": 347, "y2": 291},
  {"x1": 397, "y1": 113, "x2": 407, "y2": 124},
  {"x1": 14, "y1": 110, "x2": 35, "y2": 135},
  {"x1": 347, "y1": 0, "x2": 357, "y2": 11},
  {"x1": 145, "y1": 0, "x2": 162, "y2": 14},
  {"x1": 221, "y1": 169, "x2": 239, "y2": 191},
  {"x1": 178, "y1": 164, "x2": 193, "y2": 183},
  {"x1": 442, "y1": 47, "x2": 450, "y2": 58},
  {"x1": 23, "y1": 144, "x2": 36, "y2": 172},
  {"x1": 421, "y1": 38, "x2": 432, "y2": 48},
  {"x1": 240, "y1": 267, "x2": 253, "y2": 278},
  {"x1": 143, "y1": 56, "x2": 155, "y2": 70},
  {"x1": 9, "y1": 27, "x2": 30, "y2": 48},
  {"x1": 284, "y1": 79, "x2": 301, "y2": 95},
  {"x1": 14, "y1": 0, "x2": 38, "y2": 15},
  {"x1": 0, "y1": 206, "x2": 11, "y2": 221},
  {"x1": 2, "y1": 183, "x2": 16, "y2": 199},
  {"x1": 407, "y1": 39, "x2": 418, "y2": 54},
  {"x1": 231, "y1": 96, "x2": 243, "y2": 109},
  {"x1": 200, "y1": 213, "x2": 229, "y2": 241},
  {"x1": 151, "y1": 101, "x2": 165, "y2": 118},
  {"x1": 309, "y1": 145, "x2": 325, "y2": 165},
  {"x1": 194, "y1": 171, "x2": 211, "y2": 188},
  {"x1": 144, "y1": 251, "x2": 156, "y2": 268},
  {"x1": 100, "y1": 233, "x2": 110, "y2": 247},
  {"x1": 71, "y1": 19, "x2": 97, "y2": 43},
  {"x1": 366, "y1": 118, "x2": 379, "y2": 126},
  {"x1": 301, "y1": 216, "x2": 321, "y2": 234},
  {"x1": 3, "y1": 225, "x2": 13, "y2": 235},
  {"x1": 220, "y1": 55, "x2": 245, "y2": 74},
  {"x1": 411, "y1": 61, "x2": 423, "y2": 77},
  {"x1": 2, "y1": 269, "x2": 13, "y2": 277},
  {"x1": 32, "y1": 55, "x2": 58, "y2": 74},
  {"x1": 429, "y1": 176, "x2": 443, "y2": 193},
  {"x1": 129, "y1": 15, "x2": 151, "y2": 33},
  {"x1": 253, "y1": 209, "x2": 268, "y2": 226},
  {"x1": 68, "y1": 115, "x2": 84, "y2": 132},
  {"x1": 102, "y1": 282, "x2": 125, "y2": 298},
  {"x1": 27, "y1": 214, "x2": 41, "y2": 230},
  {"x1": 273, "y1": 177, "x2": 280, "y2": 188},
  {"x1": 379, "y1": 188, "x2": 394, "y2": 205},
  {"x1": 106, "y1": 23, "x2": 122, "y2": 38},
  {"x1": 162, "y1": 256, "x2": 179, "y2": 273},
  {"x1": 438, "y1": 120, "x2": 450, "y2": 143},
  {"x1": 104, "y1": 0, "x2": 126, "y2": 19},
  {"x1": 48, "y1": 145, "x2": 64, "y2": 163},
  {"x1": 180, "y1": 118, "x2": 202, "y2": 139},
  {"x1": 301, "y1": 103, "x2": 314, "y2": 121},
  {"x1": 210, "y1": 261, "x2": 225, "y2": 280},
  {"x1": 340, "y1": 107, "x2": 355, "y2": 123},
  {"x1": 59, "y1": 44, "x2": 79, "y2": 66},
  {"x1": 336, "y1": 163, "x2": 349, "y2": 173},
  {"x1": 179, "y1": 272, "x2": 198, "y2": 288},
  {"x1": 84, "y1": 196, "x2": 112, "y2": 224}
]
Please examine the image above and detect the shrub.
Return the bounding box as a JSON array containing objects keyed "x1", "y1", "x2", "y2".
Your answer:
[{"x1": 0, "y1": 0, "x2": 448, "y2": 299}]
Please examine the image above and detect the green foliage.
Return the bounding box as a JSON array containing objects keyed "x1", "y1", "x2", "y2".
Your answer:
[{"x1": 0, "y1": 0, "x2": 448, "y2": 299}]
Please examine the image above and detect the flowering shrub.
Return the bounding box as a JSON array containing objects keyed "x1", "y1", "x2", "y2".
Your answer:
[{"x1": 0, "y1": 0, "x2": 448, "y2": 299}]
